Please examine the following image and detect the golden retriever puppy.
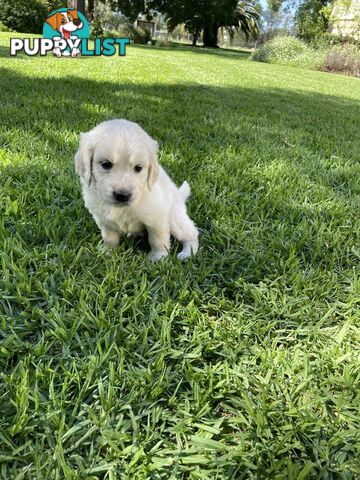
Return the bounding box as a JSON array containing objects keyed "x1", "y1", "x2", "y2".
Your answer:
[{"x1": 74, "y1": 119, "x2": 199, "y2": 261}]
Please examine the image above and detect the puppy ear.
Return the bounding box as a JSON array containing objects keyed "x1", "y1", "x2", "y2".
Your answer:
[
  {"x1": 46, "y1": 13, "x2": 60, "y2": 31},
  {"x1": 68, "y1": 9, "x2": 78, "y2": 19},
  {"x1": 74, "y1": 132, "x2": 94, "y2": 186},
  {"x1": 147, "y1": 140, "x2": 159, "y2": 190}
]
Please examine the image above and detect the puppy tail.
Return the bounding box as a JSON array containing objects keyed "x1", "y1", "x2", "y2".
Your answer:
[{"x1": 179, "y1": 181, "x2": 191, "y2": 202}]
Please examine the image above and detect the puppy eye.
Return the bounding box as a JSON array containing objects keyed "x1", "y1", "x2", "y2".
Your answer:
[
  {"x1": 134, "y1": 165, "x2": 142, "y2": 173},
  {"x1": 101, "y1": 161, "x2": 113, "y2": 170}
]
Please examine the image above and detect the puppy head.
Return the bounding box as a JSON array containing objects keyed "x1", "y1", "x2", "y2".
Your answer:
[
  {"x1": 46, "y1": 10, "x2": 82, "y2": 36},
  {"x1": 74, "y1": 119, "x2": 159, "y2": 207}
]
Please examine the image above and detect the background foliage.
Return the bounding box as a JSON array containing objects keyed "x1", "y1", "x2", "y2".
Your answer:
[{"x1": 0, "y1": 0, "x2": 67, "y2": 34}]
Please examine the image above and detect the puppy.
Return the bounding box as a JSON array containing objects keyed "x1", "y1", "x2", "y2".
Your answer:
[
  {"x1": 74, "y1": 120, "x2": 199, "y2": 261},
  {"x1": 46, "y1": 9, "x2": 83, "y2": 57}
]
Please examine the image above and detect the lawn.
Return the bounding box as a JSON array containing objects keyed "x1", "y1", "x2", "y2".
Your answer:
[{"x1": 0, "y1": 32, "x2": 359, "y2": 479}]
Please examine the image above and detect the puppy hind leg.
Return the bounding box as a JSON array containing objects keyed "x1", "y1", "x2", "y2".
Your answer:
[
  {"x1": 171, "y1": 210, "x2": 199, "y2": 260},
  {"x1": 177, "y1": 239, "x2": 198, "y2": 260}
]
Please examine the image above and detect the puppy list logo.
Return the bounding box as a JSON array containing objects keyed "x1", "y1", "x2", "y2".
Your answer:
[
  {"x1": 44, "y1": 8, "x2": 88, "y2": 57},
  {"x1": 10, "y1": 8, "x2": 130, "y2": 57}
]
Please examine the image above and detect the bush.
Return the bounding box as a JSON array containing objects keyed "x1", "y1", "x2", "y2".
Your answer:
[
  {"x1": 133, "y1": 26, "x2": 151, "y2": 45},
  {"x1": 252, "y1": 34, "x2": 360, "y2": 78},
  {"x1": 309, "y1": 32, "x2": 360, "y2": 49},
  {"x1": 116, "y1": 23, "x2": 133, "y2": 39},
  {"x1": 154, "y1": 37, "x2": 172, "y2": 47},
  {"x1": 0, "y1": 21, "x2": 13, "y2": 32},
  {"x1": 0, "y1": 0, "x2": 47, "y2": 33},
  {"x1": 116, "y1": 23, "x2": 151, "y2": 44},
  {"x1": 91, "y1": 0, "x2": 113, "y2": 37},
  {"x1": 321, "y1": 44, "x2": 360, "y2": 77},
  {"x1": 100, "y1": 28, "x2": 114, "y2": 37},
  {"x1": 253, "y1": 35, "x2": 310, "y2": 62},
  {"x1": 252, "y1": 35, "x2": 325, "y2": 68}
]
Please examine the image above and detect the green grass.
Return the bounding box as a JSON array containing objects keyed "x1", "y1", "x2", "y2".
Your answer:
[{"x1": 0, "y1": 32, "x2": 360, "y2": 479}]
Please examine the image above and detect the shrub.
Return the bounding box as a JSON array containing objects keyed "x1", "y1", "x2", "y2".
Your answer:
[
  {"x1": 154, "y1": 37, "x2": 172, "y2": 47},
  {"x1": 116, "y1": 23, "x2": 151, "y2": 44},
  {"x1": 133, "y1": 26, "x2": 151, "y2": 45},
  {"x1": 91, "y1": 0, "x2": 113, "y2": 37},
  {"x1": 321, "y1": 44, "x2": 360, "y2": 77},
  {"x1": 91, "y1": 3, "x2": 132, "y2": 39},
  {"x1": 253, "y1": 35, "x2": 310, "y2": 62},
  {"x1": 114, "y1": 23, "x2": 134, "y2": 39},
  {"x1": 100, "y1": 28, "x2": 114, "y2": 37},
  {"x1": 310, "y1": 32, "x2": 360, "y2": 49},
  {"x1": 0, "y1": 21, "x2": 13, "y2": 32},
  {"x1": 252, "y1": 35, "x2": 325, "y2": 68},
  {"x1": 106, "y1": 11, "x2": 130, "y2": 33},
  {"x1": 252, "y1": 34, "x2": 360, "y2": 78},
  {"x1": 0, "y1": 0, "x2": 47, "y2": 33}
]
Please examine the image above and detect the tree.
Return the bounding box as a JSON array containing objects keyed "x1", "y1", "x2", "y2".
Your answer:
[
  {"x1": 111, "y1": 0, "x2": 147, "y2": 21},
  {"x1": 295, "y1": 0, "x2": 331, "y2": 40},
  {"x1": 159, "y1": 0, "x2": 260, "y2": 47},
  {"x1": 115, "y1": 0, "x2": 260, "y2": 47},
  {"x1": 76, "y1": 0, "x2": 86, "y2": 14},
  {"x1": 41, "y1": 0, "x2": 66, "y2": 13},
  {"x1": 260, "y1": 1, "x2": 293, "y2": 41},
  {"x1": 88, "y1": 0, "x2": 95, "y2": 19},
  {"x1": 267, "y1": 0, "x2": 331, "y2": 41},
  {"x1": 155, "y1": 0, "x2": 203, "y2": 45}
]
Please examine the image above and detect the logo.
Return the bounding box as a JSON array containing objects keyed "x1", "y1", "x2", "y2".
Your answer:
[
  {"x1": 10, "y1": 8, "x2": 130, "y2": 57},
  {"x1": 43, "y1": 8, "x2": 89, "y2": 57}
]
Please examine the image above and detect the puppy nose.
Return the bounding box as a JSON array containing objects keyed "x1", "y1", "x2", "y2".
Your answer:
[
  {"x1": 113, "y1": 190, "x2": 131, "y2": 203},
  {"x1": 73, "y1": 18, "x2": 81, "y2": 26}
]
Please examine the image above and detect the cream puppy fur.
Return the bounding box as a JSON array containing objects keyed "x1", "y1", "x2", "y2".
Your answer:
[{"x1": 75, "y1": 119, "x2": 199, "y2": 261}]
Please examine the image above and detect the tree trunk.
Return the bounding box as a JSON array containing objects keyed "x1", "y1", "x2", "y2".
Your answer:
[
  {"x1": 203, "y1": 21, "x2": 219, "y2": 48},
  {"x1": 87, "y1": 0, "x2": 94, "y2": 20},
  {"x1": 76, "y1": 0, "x2": 85, "y2": 14},
  {"x1": 192, "y1": 29, "x2": 199, "y2": 46}
]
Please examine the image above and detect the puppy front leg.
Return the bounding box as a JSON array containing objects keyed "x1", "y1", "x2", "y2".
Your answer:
[
  {"x1": 100, "y1": 226, "x2": 121, "y2": 249},
  {"x1": 147, "y1": 225, "x2": 170, "y2": 261},
  {"x1": 53, "y1": 47, "x2": 61, "y2": 57},
  {"x1": 71, "y1": 48, "x2": 80, "y2": 58}
]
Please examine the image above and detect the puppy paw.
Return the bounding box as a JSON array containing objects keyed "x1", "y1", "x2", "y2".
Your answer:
[
  {"x1": 97, "y1": 242, "x2": 112, "y2": 256},
  {"x1": 101, "y1": 229, "x2": 121, "y2": 249},
  {"x1": 72, "y1": 48, "x2": 80, "y2": 58},
  {"x1": 177, "y1": 251, "x2": 190, "y2": 260},
  {"x1": 149, "y1": 250, "x2": 168, "y2": 262},
  {"x1": 177, "y1": 240, "x2": 198, "y2": 260},
  {"x1": 104, "y1": 240, "x2": 119, "y2": 249}
]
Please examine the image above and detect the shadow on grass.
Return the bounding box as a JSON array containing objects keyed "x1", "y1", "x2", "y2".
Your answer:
[
  {"x1": 0, "y1": 66, "x2": 359, "y2": 284},
  {"x1": 0, "y1": 45, "x2": 10, "y2": 57},
  {"x1": 132, "y1": 43, "x2": 252, "y2": 60}
]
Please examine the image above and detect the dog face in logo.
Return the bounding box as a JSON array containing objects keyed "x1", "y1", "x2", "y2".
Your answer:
[{"x1": 46, "y1": 9, "x2": 83, "y2": 41}]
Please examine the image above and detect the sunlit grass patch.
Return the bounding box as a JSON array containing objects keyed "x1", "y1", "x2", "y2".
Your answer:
[{"x1": 0, "y1": 32, "x2": 360, "y2": 479}]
